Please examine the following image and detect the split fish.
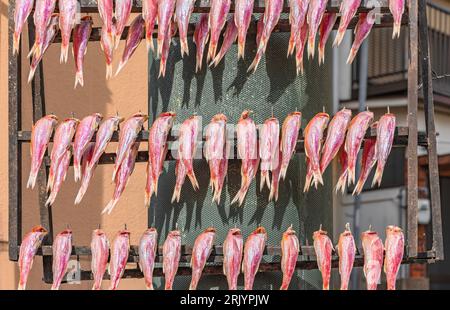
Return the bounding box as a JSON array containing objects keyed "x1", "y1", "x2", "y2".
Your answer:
[
  {"x1": 210, "y1": 17, "x2": 238, "y2": 67},
  {"x1": 361, "y1": 228, "x2": 384, "y2": 290},
  {"x1": 384, "y1": 225, "x2": 404, "y2": 290},
  {"x1": 223, "y1": 228, "x2": 244, "y2": 290},
  {"x1": 13, "y1": 0, "x2": 35, "y2": 55},
  {"x1": 73, "y1": 16, "x2": 93, "y2": 88},
  {"x1": 235, "y1": 0, "x2": 255, "y2": 59},
  {"x1": 45, "y1": 149, "x2": 71, "y2": 207},
  {"x1": 207, "y1": 0, "x2": 231, "y2": 62},
  {"x1": 389, "y1": 0, "x2": 405, "y2": 39},
  {"x1": 175, "y1": 0, "x2": 195, "y2": 57},
  {"x1": 334, "y1": 0, "x2": 361, "y2": 47},
  {"x1": 194, "y1": 13, "x2": 210, "y2": 72},
  {"x1": 142, "y1": 0, "x2": 158, "y2": 51},
  {"x1": 139, "y1": 228, "x2": 158, "y2": 290},
  {"x1": 114, "y1": 0, "x2": 133, "y2": 49},
  {"x1": 30, "y1": 0, "x2": 57, "y2": 59},
  {"x1": 109, "y1": 229, "x2": 130, "y2": 290},
  {"x1": 90, "y1": 228, "x2": 110, "y2": 290},
  {"x1": 51, "y1": 229, "x2": 73, "y2": 290},
  {"x1": 353, "y1": 134, "x2": 377, "y2": 196},
  {"x1": 58, "y1": 0, "x2": 77, "y2": 63},
  {"x1": 306, "y1": 0, "x2": 327, "y2": 58},
  {"x1": 280, "y1": 225, "x2": 299, "y2": 290},
  {"x1": 163, "y1": 229, "x2": 182, "y2": 290},
  {"x1": 347, "y1": 11, "x2": 376, "y2": 64},
  {"x1": 280, "y1": 111, "x2": 302, "y2": 180},
  {"x1": 313, "y1": 226, "x2": 333, "y2": 290},
  {"x1": 318, "y1": 12, "x2": 337, "y2": 65},
  {"x1": 338, "y1": 223, "x2": 356, "y2": 290},
  {"x1": 190, "y1": 227, "x2": 216, "y2": 290},
  {"x1": 243, "y1": 227, "x2": 267, "y2": 290},
  {"x1": 287, "y1": 0, "x2": 310, "y2": 57},
  {"x1": 116, "y1": 14, "x2": 145, "y2": 76},
  {"x1": 259, "y1": 117, "x2": 280, "y2": 192},
  {"x1": 157, "y1": 0, "x2": 176, "y2": 57},
  {"x1": 372, "y1": 112, "x2": 396, "y2": 187}
]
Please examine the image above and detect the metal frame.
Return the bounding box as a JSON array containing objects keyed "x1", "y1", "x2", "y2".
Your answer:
[{"x1": 8, "y1": 0, "x2": 444, "y2": 284}]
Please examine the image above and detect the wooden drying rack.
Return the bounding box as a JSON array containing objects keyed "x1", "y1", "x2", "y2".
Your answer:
[{"x1": 8, "y1": 0, "x2": 443, "y2": 285}]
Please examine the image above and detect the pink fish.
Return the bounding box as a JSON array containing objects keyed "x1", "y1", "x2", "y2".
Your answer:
[
  {"x1": 210, "y1": 17, "x2": 238, "y2": 67},
  {"x1": 58, "y1": 0, "x2": 77, "y2": 63},
  {"x1": 81, "y1": 142, "x2": 95, "y2": 178},
  {"x1": 47, "y1": 117, "x2": 80, "y2": 193},
  {"x1": 207, "y1": 0, "x2": 231, "y2": 62},
  {"x1": 313, "y1": 226, "x2": 333, "y2": 290},
  {"x1": 112, "y1": 112, "x2": 148, "y2": 182},
  {"x1": 116, "y1": 14, "x2": 145, "y2": 76},
  {"x1": 344, "y1": 110, "x2": 374, "y2": 186},
  {"x1": 157, "y1": 0, "x2": 176, "y2": 57},
  {"x1": 303, "y1": 112, "x2": 330, "y2": 191},
  {"x1": 223, "y1": 228, "x2": 244, "y2": 290},
  {"x1": 334, "y1": 0, "x2": 361, "y2": 47},
  {"x1": 347, "y1": 11, "x2": 376, "y2": 64},
  {"x1": 193, "y1": 13, "x2": 210, "y2": 72},
  {"x1": 235, "y1": 0, "x2": 255, "y2": 59},
  {"x1": 28, "y1": 14, "x2": 59, "y2": 83},
  {"x1": 159, "y1": 21, "x2": 178, "y2": 78},
  {"x1": 30, "y1": 0, "x2": 57, "y2": 59},
  {"x1": 243, "y1": 227, "x2": 267, "y2": 290},
  {"x1": 204, "y1": 114, "x2": 229, "y2": 204},
  {"x1": 268, "y1": 149, "x2": 282, "y2": 202},
  {"x1": 175, "y1": 0, "x2": 195, "y2": 57},
  {"x1": 280, "y1": 225, "x2": 299, "y2": 290},
  {"x1": 338, "y1": 223, "x2": 356, "y2": 290},
  {"x1": 259, "y1": 117, "x2": 280, "y2": 192},
  {"x1": 287, "y1": 0, "x2": 309, "y2": 57},
  {"x1": 109, "y1": 229, "x2": 130, "y2": 290},
  {"x1": 335, "y1": 146, "x2": 348, "y2": 194},
  {"x1": 73, "y1": 113, "x2": 103, "y2": 182},
  {"x1": 361, "y1": 228, "x2": 384, "y2": 290},
  {"x1": 27, "y1": 114, "x2": 58, "y2": 189},
  {"x1": 232, "y1": 111, "x2": 259, "y2": 206},
  {"x1": 142, "y1": 0, "x2": 158, "y2": 51},
  {"x1": 75, "y1": 115, "x2": 124, "y2": 204},
  {"x1": 190, "y1": 227, "x2": 216, "y2": 290},
  {"x1": 13, "y1": 0, "x2": 35, "y2": 55},
  {"x1": 163, "y1": 229, "x2": 181, "y2": 290},
  {"x1": 18, "y1": 226, "x2": 48, "y2": 290},
  {"x1": 280, "y1": 111, "x2": 302, "y2": 180},
  {"x1": 73, "y1": 16, "x2": 93, "y2": 88},
  {"x1": 318, "y1": 13, "x2": 337, "y2": 65},
  {"x1": 139, "y1": 228, "x2": 158, "y2": 290},
  {"x1": 294, "y1": 20, "x2": 308, "y2": 75},
  {"x1": 98, "y1": 0, "x2": 114, "y2": 38},
  {"x1": 114, "y1": 0, "x2": 133, "y2": 49},
  {"x1": 372, "y1": 112, "x2": 396, "y2": 187},
  {"x1": 389, "y1": 0, "x2": 404, "y2": 39},
  {"x1": 320, "y1": 108, "x2": 352, "y2": 175},
  {"x1": 248, "y1": 0, "x2": 283, "y2": 72},
  {"x1": 306, "y1": 0, "x2": 327, "y2": 58},
  {"x1": 51, "y1": 229, "x2": 73, "y2": 290},
  {"x1": 90, "y1": 228, "x2": 110, "y2": 290},
  {"x1": 45, "y1": 149, "x2": 71, "y2": 207},
  {"x1": 353, "y1": 136, "x2": 377, "y2": 195},
  {"x1": 100, "y1": 25, "x2": 116, "y2": 79},
  {"x1": 145, "y1": 112, "x2": 176, "y2": 205},
  {"x1": 384, "y1": 225, "x2": 404, "y2": 290},
  {"x1": 103, "y1": 142, "x2": 140, "y2": 215},
  {"x1": 256, "y1": 16, "x2": 264, "y2": 46},
  {"x1": 172, "y1": 158, "x2": 187, "y2": 203}
]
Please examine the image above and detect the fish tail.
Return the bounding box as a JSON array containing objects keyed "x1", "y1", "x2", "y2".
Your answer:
[
  {"x1": 47, "y1": 170, "x2": 54, "y2": 193},
  {"x1": 260, "y1": 171, "x2": 268, "y2": 191},
  {"x1": 157, "y1": 38, "x2": 164, "y2": 58},
  {"x1": 333, "y1": 28, "x2": 345, "y2": 47},
  {"x1": 171, "y1": 185, "x2": 182, "y2": 203},
  {"x1": 268, "y1": 179, "x2": 279, "y2": 202},
  {"x1": 27, "y1": 44, "x2": 36, "y2": 59},
  {"x1": 74, "y1": 162, "x2": 81, "y2": 182},
  {"x1": 189, "y1": 271, "x2": 200, "y2": 290},
  {"x1": 312, "y1": 169, "x2": 324, "y2": 187},
  {"x1": 387, "y1": 277, "x2": 396, "y2": 290},
  {"x1": 280, "y1": 164, "x2": 288, "y2": 180},
  {"x1": 180, "y1": 38, "x2": 189, "y2": 57},
  {"x1": 158, "y1": 57, "x2": 167, "y2": 78},
  {"x1": 318, "y1": 45, "x2": 325, "y2": 66},
  {"x1": 303, "y1": 172, "x2": 313, "y2": 193},
  {"x1": 50, "y1": 284, "x2": 60, "y2": 290},
  {"x1": 392, "y1": 22, "x2": 401, "y2": 39},
  {"x1": 335, "y1": 170, "x2": 348, "y2": 194},
  {"x1": 27, "y1": 65, "x2": 37, "y2": 83},
  {"x1": 13, "y1": 33, "x2": 20, "y2": 55},
  {"x1": 308, "y1": 35, "x2": 315, "y2": 59},
  {"x1": 60, "y1": 43, "x2": 69, "y2": 64},
  {"x1": 237, "y1": 36, "x2": 246, "y2": 60},
  {"x1": 114, "y1": 34, "x2": 122, "y2": 49},
  {"x1": 106, "y1": 63, "x2": 113, "y2": 80},
  {"x1": 27, "y1": 170, "x2": 38, "y2": 189},
  {"x1": 146, "y1": 35, "x2": 154, "y2": 52},
  {"x1": 280, "y1": 277, "x2": 290, "y2": 290},
  {"x1": 74, "y1": 70, "x2": 84, "y2": 88},
  {"x1": 347, "y1": 164, "x2": 356, "y2": 186},
  {"x1": 346, "y1": 47, "x2": 358, "y2": 64},
  {"x1": 247, "y1": 50, "x2": 262, "y2": 73},
  {"x1": 371, "y1": 163, "x2": 384, "y2": 188},
  {"x1": 115, "y1": 60, "x2": 127, "y2": 77},
  {"x1": 187, "y1": 171, "x2": 199, "y2": 190},
  {"x1": 45, "y1": 191, "x2": 57, "y2": 207},
  {"x1": 296, "y1": 56, "x2": 305, "y2": 75},
  {"x1": 17, "y1": 281, "x2": 26, "y2": 290},
  {"x1": 323, "y1": 282, "x2": 330, "y2": 290},
  {"x1": 340, "y1": 282, "x2": 349, "y2": 290},
  {"x1": 102, "y1": 199, "x2": 118, "y2": 215},
  {"x1": 367, "y1": 282, "x2": 377, "y2": 290},
  {"x1": 75, "y1": 168, "x2": 92, "y2": 205},
  {"x1": 145, "y1": 280, "x2": 154, "y2": 290},
  {"x1": 352, "y1": 178, "x2": 364, "y2": 196},
  {"x1": 231, "y1": 176, "x2": 250, "y2": 206},
  {"x1": 287, "y1": 34, "x2": 296, "y2": 57},
  {"x1": 92, "y1": 283, "x2": 101, "y2": 290},
  {"x1": 207, "y1": 42, "x2": 217, "y2": 63}
]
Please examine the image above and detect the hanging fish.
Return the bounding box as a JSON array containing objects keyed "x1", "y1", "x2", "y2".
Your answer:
[
  {"x1": 303, "y1": 112, "x2": 330, "y2": 192},
  {"x1": 335, "y1": 146, "x2": 349, "y2": 194},
  {"x1": 172, "y1": 158, "x2": 187, "y2": 203},
  {"x1": 27, "y1": 114, "x2": 58, "y2": 189},
  {"x1": 231, "y1": 110, "x2": 259, "y2": 206},
  {"x1": 207, "y1": 0, "x2": 231, "y2": 62},
  {"x1": 51, "y1": 229, "x2": 73, "y2": 290},
  {"x1": 361, "y1": 228, "x2": 384, "y2": 290},
  {"x1": 13, "y1": 0, "x2": 35, "y2": 55},
  {"x1": 295, "y1": 20, "x2": 309, "y2": 75},
  {"x1": 75, "y1": 115, "x2": 124, "y2": 204},
  {"x1": 142, "y1": 0, "x2": 158, "y2": 51},
  {"x1": 347, "y1": 11, "x2": 376, "y2": 64},
  {"x1": 204, "y1": 114, "x2": 229, "y2": 204},
  {"x1": 306, "y1": 0, "x2": 327, "y2": 59},
  {"x1": 139, "y1": 228, "x2": 158, "y2": 290},
  {"x1": 248, "y1": 0, "x2": 283, "y2": 72},
  {"x1": 73, "y1": 16, "x2": 93, "y2": 88},
  {"x1": 280, "y1": 225, "x2": 300, "y2": 290},
  {"x1": 18, "y1": 226, "x2": 48, "y2": 290},
  {"x1": 109, "y1": 229, "x2": 130, "y2": 290},
  {"x1": 256, "y1": 16, "x2": 264, "y2": 47},
  {"x1": 45, "y1": 149, "x2": 71, "y2": 207},
  {"x1": 47, "y1": 117, "x2": 80, "y2": 193},
  {"x1": 280, "y1": 111, "x2": 302, "y2": 180},
  {"x1": 90, "y1": 228, "x2": 110, "y2": 290},
  {"x1": 58, "y1": 0, "x2": 77, "y2": 63},
  {"x1": 193, "y1": 13, "x2": 210, "y2": 72},
  {"x1": 73, "y1": 113, "x2": 103, "y2": 182},
  {"x1": 235, "y1": 0, "x2": 255, "y2": 59},
  {"x1": 259, "y1": 117, "x2": 280, "y2": 192},
  {"x1": 243, "y1": 227, "x2": 267, "y2": 290},
  {"x1": 287, "y1": 0, "x2": 310, "y2": 57},
  {"x1": 163, "y1": 229, "x2": 182, "y2": 290},
  {"x1": 159, "y1": 21, "x2": 178, "y2": 78},
  {"x1": 103, "y1": 142, "x2": 140, "y2": 215},
  {"x1": 313, "y1": 226, "x2": 333, "y2": 290},
  {"x1": 116, "y1": 14, "x2": 145, "y2": 76},
  {"x1": 223, "y1": 228, "x2": 244, "y2": 290},
  {"x1": 389, "y1": 0, "x2": 404, "y2": 39},
  {"x1": 372, "y1": 112, "x2": 396, "y2": 187},
  {"x1": 338, "y1": 223, "x2": 356, "y2": 290},
  {"x1": 175, "y1": 0, "x2": 195, "y2": 57},
  {"x1": 384, "y1": 225, "x2": 404, "y2": 290},
  {"x1": 190, "y1": 227, "x2": 216, "y2": 290},
  {"x1": 30, "y1": 0, "x2": 57, "y2": 59},
  {"x1": 114, "y1": 0, "x2": 133, "y2": 49},
  {"x1": 100, "y1": 25, "x2": 116, "y2": 79},
  {"x1": 334, "y1": 0, "x2": 361, "y2": 47},
  {"x1": 353, "y1": 135, "x2": 377, "y2": 196},
  {"x1": 157, "y1": 0, "x2": 176, "y2": 57},
  {"x1": 268, "y1": 149, "x2": 282, "y2": 202},
  {"x1": 210, "y1": 17, "x2": 238, "y2": 67},
  {"x1": 145, "y1": 112, "x2": 176, "y2": 205},
  {"x1": 318, "y1": 13, "x2": 337, "y2": 65}
]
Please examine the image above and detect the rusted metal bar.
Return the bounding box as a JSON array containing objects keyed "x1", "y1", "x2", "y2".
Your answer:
[
  {"x1": 407, "y1": 0, "x2": 419, "y2": 258},
  {"x1": 418, "y1": 0, "x2": 444, "y2": 261}
]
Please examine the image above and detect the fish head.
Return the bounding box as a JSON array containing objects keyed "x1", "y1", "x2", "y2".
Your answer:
[
  {"x1": 31, "y1": 225, "x2": 48, "y2": 236},
  {"x1": 80, "y1": 15, "x2": 94, "y2": 25},
  {"x1": 212, "y1": 113, "x2": 228, "y2": 123},
  {"x1": 144, "y1": 227, "x2": 158, "y2": 236},
  {"x1": 313, "y1": 227, "x2": 328, "y2": 240},
  {"x1": 228, "y1": 227, "x2": 242, "y2": 238},
  {"x1": 58, "y1": 229, "x2": 73, "y2": 239},
  {"x1": 93, "y1": 113, "x2": 104, "y2": 123},
  {"x1": 253, "y1": 226, "x2": 267, "y2": 237},
  {"x1": 93, "y1": 229, "x2": 106, "y2": 237},
  {"x1": 118, "y1": 229, "x2": 131, "y2": 238},
  {"x1": 240, "y1": 110, "x2": 254, "y2": 120}
]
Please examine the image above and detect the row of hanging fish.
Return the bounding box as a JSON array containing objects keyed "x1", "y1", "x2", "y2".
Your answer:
[
  {"x1": 14, "y1": 1, "x2": 406, "y2": 85},
  {"x1": 17, "y1": 223, "x2": 404, "y2": 290}
]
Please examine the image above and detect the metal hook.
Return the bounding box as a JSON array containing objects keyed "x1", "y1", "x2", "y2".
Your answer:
[
  {"x1": 387, "y1": 106, "x2": 390, "y2": 114},
  {"x1": 345, "y1": 223, "x2": 351, "y2": 232},
  {"x1": 319, "y1": 224, "x2": 323, "y2": 231}
]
